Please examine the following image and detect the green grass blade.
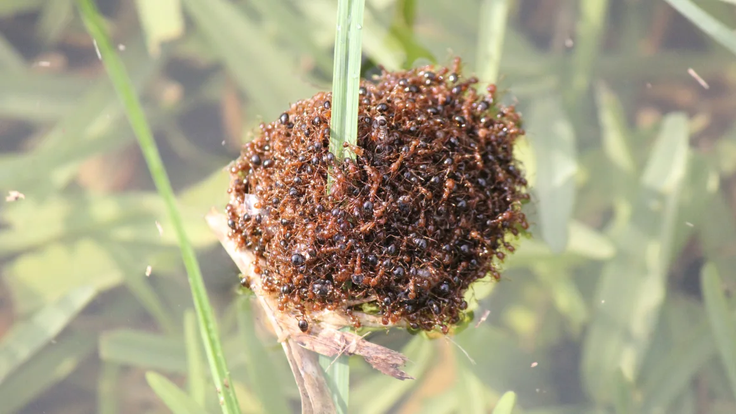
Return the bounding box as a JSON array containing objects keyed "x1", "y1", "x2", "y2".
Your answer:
[
  {"x1": 456, "y1": 358, "x2": 486, "y2": 414},
  {"x1": 527, "y1": 94, "x2": 578, "y2": 253},
  {"x1": 701, "y1": 262, "x2": 736, "y2": 400},
  {"x1": 595, "y1": 83, "x2": 636, "y2": 176},
  {"x1": 146, "y1": 371, "x2": 210, "y2": 414},
  {"x1": 318, "y1": 337, "x2": 350, "y2": 414},
  {"x1": 664, "y1": 0, "x2": 736, "y2": 55},
  {"x1": 99, "y1": 329, "x2": 187, "y2": 374},
  {"x1": 0, "y1": 332, "x2": 96, "y2": 413},
  {"x1": 184, "y1": 310, "x2": 207, "y2": 407},
  {"x1": 640, "y1": 310, "x2": 716, "y2": 412},
  {"x1": 476, "y1": 0, "x2": 511, "y2": 84},
  {"x1": 0, "y1": 285, "x2": 95, "y2": 384},
  {"x1": 75, "y1": 1, "x2": 240, "y2": 412},
  {"x1": 353, "y1": 336, "x2": 432, "y2": 414},
  {"x1": 568, "y1": 0, "x2": 609, "y2": 102},
  {"x1": 329, "y1": 0, "x2": 365, "y2": 162},
  {"x1": 581, "y1": 113, "x2": 689, "y2": 403},
  {"x1": 98, "y1": 362, "x2": 121, "y2": 414},
  {"x1": 492, "y1": 391, "x2": 517, "y2": 414},
  {"x1": 181, "y1": 0, "x2": 316, "y2": 121},
  {"x1": 322, "y1": 0, "x2": 362, "y2": 396},
  {"x1": 387, "y1": 0, "x2": 435, "y2": 67},
  {"x1": 236, "y1": 299, "x2": 290, "y2": 414},
  {"x1": 0, "y1": 33, "x2": 25, "y2": 70}
]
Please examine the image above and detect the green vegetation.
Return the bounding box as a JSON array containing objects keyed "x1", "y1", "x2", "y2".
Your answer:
[{"x1": 0, "y1": 0, "x2": 735, "y2": 413}]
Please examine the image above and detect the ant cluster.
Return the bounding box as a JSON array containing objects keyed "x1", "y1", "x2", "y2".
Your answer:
[{"x1": 226, "y1": 58, "x2": 529, "y2": 334}]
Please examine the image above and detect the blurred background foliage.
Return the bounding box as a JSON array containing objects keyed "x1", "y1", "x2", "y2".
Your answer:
[{"x1": 1, "y1": 0, "x2": 736, "y2": 413}]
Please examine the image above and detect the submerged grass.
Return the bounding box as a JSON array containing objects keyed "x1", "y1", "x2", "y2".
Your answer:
[
  {"x1": 75, "y1": 0, "x2": 240, "y2": 412},
  {"x1": 2, "y1": 0, "x2": 736, "y2": 413}
]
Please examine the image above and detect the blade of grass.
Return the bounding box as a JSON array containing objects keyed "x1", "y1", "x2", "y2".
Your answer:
[
  {"x1": 701, "y1": 262, "x2": 736, "y2": 400},
  {"x1": 492, "y1": 391, "x2": 517, "y2": 414},
  {"x1": 98, "y1": 362, "x2": 120, "y2": 414},
  {"x1": 456, "y1": 358, "x2": 487, "y2": 414},
  {"x1": 0, "y1": 33, "x2": 24, "y2": 70},
  {"x1": 0, "y1": 332, "x2": 96, "y2": 413},
  {"x1": 181, "y1": 0, "x2": 316, "y2": 121},
  {"x1": 146, "y1": 371, "x2": 210, "y2": 414},
  {"x1": 106, "y1": 243, "x2": 178, "y2": 335},
  {"x1": 99, "y1": 329, "x2": 187, "y2": 373},
  {"x1": 0, "y1": 285, "x2": 95, "y2": 384},
  {"x1": 476, "y1": 0, "x2": 511, "y2": 84},
  {"x1": 37, "y1": 0, "x2": 74, "y2": 45},
  {"x1": 581, "y1": 113, "x2": 689, "y2": 403},
  {"x1": 387, "y1": 0, "x2": 436, "y2": 67},
  {"x1": 0, "y1": 0, "x2": 43, "y2": 17},
  {"x1": 318, "y1": 332, "x2": 350, "y2": 414},
  {"x1": 235, "y1": 298, "x2": 290, "y2": 414},
  {"x1": 184, "y1": 310, "x2": 207, "y2": 407},
  {"x1": 640, "y1": 304, "x2": 717, "y2": 412},
  {"x1": 567, "y1": 0, "x2": 609, "y2": 105},
  {"x1": 329, "y1": 0, "x2": 365, "y2": 162},
  {"x1": 664, "y1": 0, "x2": 736, "y2": 56},
  {"x1": 527, "y1": 94, "x2": 579, "y2": 253},
  {"x1": 595, "y1": 82, "x2": 636, "y2": 176},
  {"x1": 353, "y1": 336, "x2": 432, "y2": 414},
  {"x1": 75, "y1": 1, "x2": 240, "y2": 412}
]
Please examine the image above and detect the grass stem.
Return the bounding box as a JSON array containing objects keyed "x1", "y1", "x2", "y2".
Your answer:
[
  {"x1": 329, "y1": 0, "x2": 366, "y2": 162},
  {"x1": 76, "y1": 1, "x2": 240, "y2": 412}
]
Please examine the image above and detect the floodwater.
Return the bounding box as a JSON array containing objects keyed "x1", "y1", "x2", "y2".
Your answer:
[{"x1": 0, "y1": 0, "x2": 735, "y2": 413}]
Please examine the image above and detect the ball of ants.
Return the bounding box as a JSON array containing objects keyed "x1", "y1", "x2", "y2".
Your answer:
[{"x1": 226, "y1": 58, "x2": 529, "y2": 334}]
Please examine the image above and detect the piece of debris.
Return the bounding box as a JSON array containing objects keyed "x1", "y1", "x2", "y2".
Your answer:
[
  {"x1": 474, "y1": 309, "x2": 491, "y2": 328},
  {"x1": 5, "y1": 191, "x2": 25, "y2": 202},
  {"x1": 687, "y1": 68, "x2": 710, "y2": 89}
]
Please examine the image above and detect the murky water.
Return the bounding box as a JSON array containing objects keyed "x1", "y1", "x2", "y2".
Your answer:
[{"x1": 0, "y1": 0, "x2": 734, "y2": 413}]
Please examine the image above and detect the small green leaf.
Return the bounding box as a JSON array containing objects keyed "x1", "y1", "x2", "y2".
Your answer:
[
  {"x1": 492, "y1": 391, "x2": 517, "y2": 414},
  {"x1": 0, "y1": 286, "x2": 96, "y2": 384},
  {"x1": 701, "y1": 263, "x2": 736, "y2": 400},
  {"x1": 146, "y1": 371, "x2": 210, "y2": 414}
]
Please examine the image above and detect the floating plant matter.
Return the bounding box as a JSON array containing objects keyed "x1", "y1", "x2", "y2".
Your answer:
[{"x1": 225, "y1": 58, "x2": 529, "y2": 334}]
